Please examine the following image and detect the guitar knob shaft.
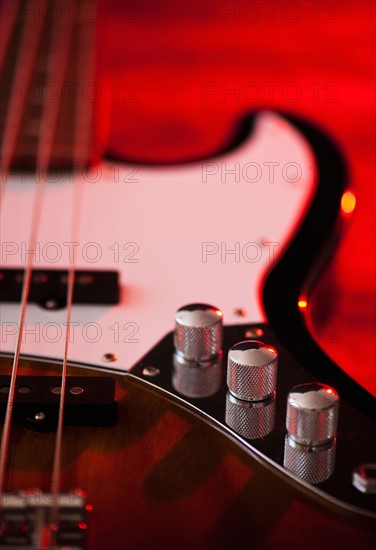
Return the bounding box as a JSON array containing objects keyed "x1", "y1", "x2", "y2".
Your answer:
[
  {"x1": 174, "y1": 303, "x2": 223, "y2": 361},
  {"x1": 227, "y1": 340, "x2": 278, "y2": 402},
  {"x1": 284, "y1": 383, "x2": 339, "y2": 484}
]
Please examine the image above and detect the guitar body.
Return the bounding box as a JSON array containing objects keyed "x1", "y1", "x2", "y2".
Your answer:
[
  {"x1": 1, "y1": 357, "x2": 375, "y2": 550},
  {"x1": 1, "y1": 1, "x2": 375, "y2": 548}
]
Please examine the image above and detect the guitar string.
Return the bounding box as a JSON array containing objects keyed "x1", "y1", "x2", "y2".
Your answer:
[
  {"x1": 0, "y1": 0, "x2": 48, "y2": 208},
  {"x1": 49, "y1": 169, "x2": 83, "y2": 538},
  {"x1": 0, "y1": 0, "x2": 77, "y2": 504},
  {"x1": 49, "y1": 0, "x2": 97, "y2": 536},
  {"x1": 0, "y1": 0, "x2": 95, "y2": 519},
  {"x1": 0, "y1": 0, "x2": 49, "y2": 500}
]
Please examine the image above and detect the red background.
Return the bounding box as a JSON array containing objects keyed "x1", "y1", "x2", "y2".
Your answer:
[{"x1": 96, "y1": 0, "x2": 375, "y2": 395}]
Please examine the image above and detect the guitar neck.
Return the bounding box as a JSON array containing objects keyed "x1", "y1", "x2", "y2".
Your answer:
[{"x1": 0, "y1": 0, "x2": 97, "y2": 171}]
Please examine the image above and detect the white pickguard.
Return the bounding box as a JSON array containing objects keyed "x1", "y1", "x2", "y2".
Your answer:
[{"x1": 0, "y1": 112, "x2": 316, "y2": 371}]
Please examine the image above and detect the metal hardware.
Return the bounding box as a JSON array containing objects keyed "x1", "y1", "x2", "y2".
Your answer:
[
  {"x1": 172, "y1": 353, "x2": 221, "y2": 398},
  {"x1": 45, "y1": 298, "x2": 59, "y2": 310},
  {"x1": 285, "y1": 383, "x2": 339, "y2": 445},
  {"x1": 174, "y1": 303, "x2": 223, "y2": 362},
  {"x1": 353, "y1": 464, "x2": 376, "y2": 494},
  {"x1": 244, "y1": 327, "x2": 264, "y2": 338},
  {"x1": 225, "y1": 392, "x2": 275, "y2": 439},
  {"x1": 234, "y1": 308, "x2": 248, "y2": 317},
  {"x1": 102, "y1": 353, "x2": 118, "y2": 363},
  {"x1": 0, "y1": 491, "x2": 87, "y2": 549},
  {"x1": 284, "y1": 436, "x2": 336, "y2": 485},
  {"x1": 227, "y1": 340, "x2": 278, "y2": 401},
  {"x1": 142, "y1": 366, "x2": 160, "y2": 377},
  {"x1": 130, "y1": 322, "x2": 376, "y2": 518},
  {"x1": 283, "y1": 383, "x2": 339, "y2": 484}
]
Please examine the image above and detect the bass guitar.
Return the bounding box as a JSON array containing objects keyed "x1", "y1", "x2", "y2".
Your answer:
[{"x1": 0, "y1": 1, "x2": 375, "y2": 548}]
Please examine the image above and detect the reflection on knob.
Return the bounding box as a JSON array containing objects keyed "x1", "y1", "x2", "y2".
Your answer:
[
  {"x1": 174, "y1": 303, "x2": 223, "y2": 361},
  {"x1": 172, "y1": 353, "x2": 222, "y2": 398},
  {"x1": 284, "y1": 383, "x2": 339, "y2": 484},
  {"x1": 284, "y1": 437, "x2": 337, "y2": 485},
  {"x1": 225, "y1": 392, "x2": 275, "y2": 439},
  {"x1": 227, "y1": 340, "x2": 278, "y2": 402}
]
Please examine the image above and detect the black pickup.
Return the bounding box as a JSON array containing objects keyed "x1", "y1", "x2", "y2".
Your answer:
[
  {"x1": 0, "y1": 269, "x2": 119, "y2": 309},
  {"x1": 0, "y1": 375, "x2": 118, "y2": 430}
]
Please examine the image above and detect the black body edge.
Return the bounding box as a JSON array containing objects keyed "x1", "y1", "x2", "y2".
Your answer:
[
  {"x1": 107, "y1": 109, "x2": 374, "y2": 420},
  {"x1": 260, "y1": 112, "x2": 375, "y2": 422}
]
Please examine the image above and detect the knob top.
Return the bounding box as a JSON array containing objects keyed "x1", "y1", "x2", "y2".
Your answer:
[
  {"x1": 174, "y1": 303, "x2": 223, "y2": 361},
  {"x1": 175, "y1": 303, "x2": 223, "y2": 327},
  {"x1": 229, "y1": 340, "x2": 277, "y2": 366},
  {"x1": 288, "y1": 383, "x2": 339, "y2": 410},
  {"x1": 286, "y1": 383, "x2": 339, "y2": 446},
  {"x1": 227, "y1": 340, "x2": 278, "y2": 402}
]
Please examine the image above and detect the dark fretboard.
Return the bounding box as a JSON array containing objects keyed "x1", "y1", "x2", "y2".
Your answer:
[{"x1": 0, "y1": 0, "x2": 97, "y2": 170}]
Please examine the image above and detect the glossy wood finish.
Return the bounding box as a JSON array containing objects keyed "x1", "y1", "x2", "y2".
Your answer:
[{"x1": 0, "y1": 356, "x2": 375, "y2": 549}]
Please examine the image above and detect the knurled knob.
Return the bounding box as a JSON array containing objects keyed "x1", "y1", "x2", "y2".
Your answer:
[
  {"x1": 172, "y1": 353, "x2": 222, "y2": 398},
  {"x1": 225, "y1": 392, "x2": 275, "y2": 439},
  {"x1": 284, "y1": 383, "x2": 339, "y2": 484},
  {"x1": 174, "y1": 303, "x2": 223, "y2": 361},
  {"x1": 227, "y1": 340, "x2": 278, "y2": 402},
  {"x1": 283, "y1": 436, "x2": 337, "y2": 484},
  {"x1": 286, "y1": 383, "x2": 339, "y2": 446}
]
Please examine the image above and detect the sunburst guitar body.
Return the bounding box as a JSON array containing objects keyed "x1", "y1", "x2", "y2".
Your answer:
[{"x1": 0, "y1": 1, "x2": 375, "y2": 549}]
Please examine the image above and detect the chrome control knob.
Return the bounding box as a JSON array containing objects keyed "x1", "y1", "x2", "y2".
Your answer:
[
  {"x1": 227, "y1": 340, "x2": 278, "y2": 402},
  {"x1": 286, "y1": 383, "x2": 339, "y2": 445},
  {"x1": 284, "y1": 383, "x2": 339, "y2": 484},
  {"x1": 284, "y1": 436, "x2": 337, "y2": 485},
  {"x1": 172, "y1": 353, "x2": 222, "y2": 398},
  {"x1": 174, "y1": 303, "x2": 223, "y2": 361},
  {"x1": 225, "y1": 392, "x2": 275, "y2": 439}
]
